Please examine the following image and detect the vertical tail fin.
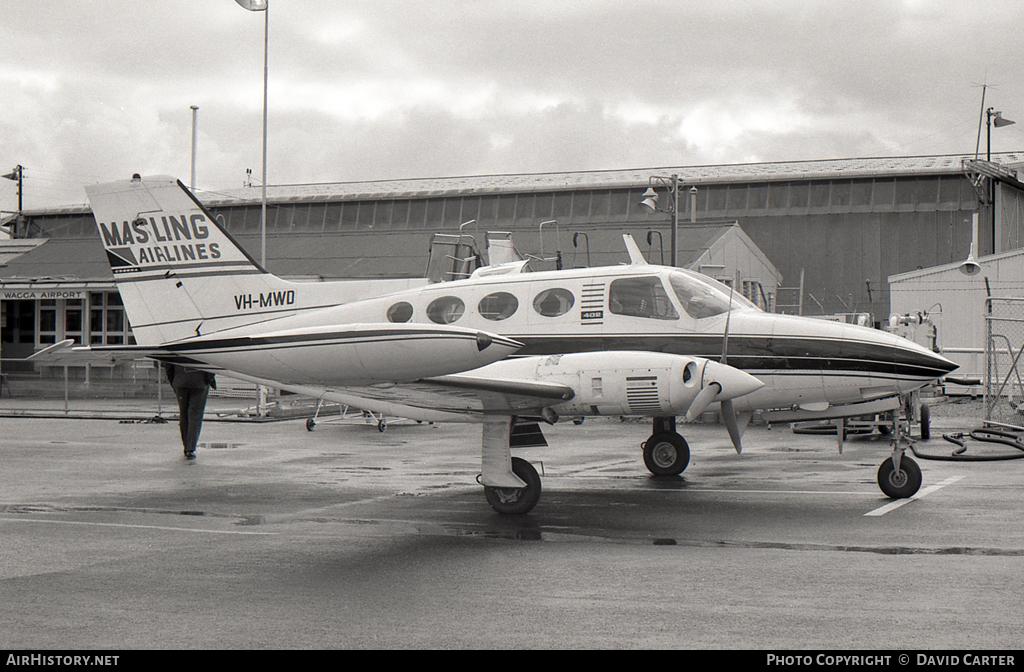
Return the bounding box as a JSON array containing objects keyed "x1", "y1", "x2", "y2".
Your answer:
[{"x1": 86, "y1": 175, "x2": 293, "y2": 344}]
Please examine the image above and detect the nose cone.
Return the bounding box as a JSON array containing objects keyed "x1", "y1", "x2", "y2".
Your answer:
[
  {"x1": 704, "y1": 360, "x2": 765, "y2": 400},
  {"x1": 893, "y1": 339, "x2": 959, "y2": 392}
]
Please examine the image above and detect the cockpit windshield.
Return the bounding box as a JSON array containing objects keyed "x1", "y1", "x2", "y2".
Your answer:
[{"x1": 667, "y1": 269, "x2": 759, "y2": 319}]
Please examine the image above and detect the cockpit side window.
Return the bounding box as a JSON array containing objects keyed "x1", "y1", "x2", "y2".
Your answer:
[
  {"x1": 608, "y1": 277, "x2": 679, "y2": 320},
  {"x1": 668, "y1": 270, "x2": 756, "y2": 319}
]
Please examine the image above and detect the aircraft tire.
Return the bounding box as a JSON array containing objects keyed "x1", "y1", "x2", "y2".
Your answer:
[
  {"x1": 643, "y1": 432, "x2": 690, "y2": 476},
  {"x1": 877, "y1": 455, "x2": 922, "y2": 499},
  {"x1": 484, "y1": 456, "x2": 541, "y2": 515},
  {"x1": 919, "y1": 404, "x2": 931, "y2": 441},
  {"x1": 305, "y1": 418, "x2": 316, "y2": 432}
]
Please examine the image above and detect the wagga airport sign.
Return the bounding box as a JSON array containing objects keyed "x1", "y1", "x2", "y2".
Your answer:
[{"x1": 2, "y1": 289, "x2": 89, "y2": 300}]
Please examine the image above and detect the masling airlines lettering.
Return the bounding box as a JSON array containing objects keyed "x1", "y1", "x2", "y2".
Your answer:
[
  {"x1": 96, "y1": 212, "x2": 249, "y2": 269},
  {"x1": 98, "y1": 214, "x2": 210, "y2": 247}
]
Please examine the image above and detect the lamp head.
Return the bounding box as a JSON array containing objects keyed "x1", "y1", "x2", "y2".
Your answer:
[
  {"x1": 993, "y1": 111, "x2": 1016, "y2": 128},
  {"x1": 959, "y1": 243, "x2": 981, "y2": 276},
  {"x1": 639, "y1": 187, "x2": 659, "y2": 212}
]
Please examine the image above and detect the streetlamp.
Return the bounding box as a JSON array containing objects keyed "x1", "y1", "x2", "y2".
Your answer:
[
  {"x1": 637, "y1": 175, "x2": 698, "y2": 267},
  {"x1": 986, "y1": 107, "x2": 1015, "y2": 249},
  {"x1": 2, "y1": 165, "x2": 23, "y2": 237},
  {"x1": 189, "y1": 105, "x2": 199, "y2": 191},
  {"x1": 236, "y1": 0, "x2": 269, "y2": 268},
  {"x1": 986, "y1": 107, "x2": 1016, "y2": 162}
]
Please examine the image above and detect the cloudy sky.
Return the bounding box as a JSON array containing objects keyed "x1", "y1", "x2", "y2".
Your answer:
[{"x1": 2, "y1": 0, "x2": 1023, "y2": 211}]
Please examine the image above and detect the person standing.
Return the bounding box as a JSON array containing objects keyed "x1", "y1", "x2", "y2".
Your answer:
[{"x1": 164, "y1": 363, "x2": 216, "y2": 460}]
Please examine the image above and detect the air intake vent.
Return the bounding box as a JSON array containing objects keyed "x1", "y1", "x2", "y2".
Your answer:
[{"x1": 626, "y1": 376, "x2": 661, "y2": 413}]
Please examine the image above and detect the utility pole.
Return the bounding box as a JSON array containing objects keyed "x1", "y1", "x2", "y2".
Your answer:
[{"x1": 2, "y1": 165, "x2": 23, "y2": 237}]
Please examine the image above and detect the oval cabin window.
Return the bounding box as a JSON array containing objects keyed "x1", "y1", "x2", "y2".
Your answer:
[
  {"x1": 478, "y1": 292, "x2": 519, "y2": 321},
  {"x1": 386, "y1": 301, "x2": 413, "y2": 323},
  {"x1": 532, "y1": 288, "x2": 575, "y2": 317},
  {"x1": 426, "y1": 296, "x2": 466, "y2": 324}
]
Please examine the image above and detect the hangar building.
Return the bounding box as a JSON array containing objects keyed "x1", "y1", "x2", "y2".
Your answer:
[{"x1": 2, "y1": 151, "x2": 1023, "y2": 395}]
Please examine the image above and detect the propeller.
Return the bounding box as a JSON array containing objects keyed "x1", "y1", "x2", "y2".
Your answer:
[
  {"x1": 718, "y1": 284, "x2": 752, "y2": 454},
  {"x1": 682, "y1": 362, "x2": 762, "y2": 429},
  {"x1": 680, "y1": 285, "x2": 761, "y2": 452}
]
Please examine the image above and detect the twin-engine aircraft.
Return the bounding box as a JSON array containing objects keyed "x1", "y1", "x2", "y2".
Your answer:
[{"x1": 34, "y1": 175, "x2": 957, "y2": 515}]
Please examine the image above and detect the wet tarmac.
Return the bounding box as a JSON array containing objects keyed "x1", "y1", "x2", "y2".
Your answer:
[{"x1": 0, "y1": 411, "x2": 1022, "y2": 649}]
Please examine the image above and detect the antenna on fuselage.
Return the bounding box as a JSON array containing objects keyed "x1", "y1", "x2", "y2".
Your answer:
[{"x1": 622, "y1": 234, "x2": 648, "y2": 265}]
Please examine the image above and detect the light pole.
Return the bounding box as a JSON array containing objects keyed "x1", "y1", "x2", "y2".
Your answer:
[
  {"x1": 986, "y1": 107, "x2": 1015, "y2": 162},
  {"x1": 236, "y1": 0, "x2": 269, "y2": 268},
  {"x1": 986, "y1": 107, "x2": 1015, "y2": 247},
  {"x1": 638, "y1": 175, "x2": 697, "y2": 267},
  {"x1": 2, "y1": 165, "x2": 23, "y2": 237},
  {"x1": 189, "y1": 105, "x2": 199, "y2": 190}
]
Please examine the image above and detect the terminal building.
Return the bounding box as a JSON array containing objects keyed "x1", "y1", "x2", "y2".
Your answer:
[{"x1": 2, "y1": 151, "x2": 1023, "y2": 395}]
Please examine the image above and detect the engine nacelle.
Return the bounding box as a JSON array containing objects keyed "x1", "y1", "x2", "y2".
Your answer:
[{"x1": 477, "y1": 351, "x2": 762, "y2": 419}]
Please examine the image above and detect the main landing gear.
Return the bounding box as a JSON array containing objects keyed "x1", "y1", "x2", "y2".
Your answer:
[
  {"x1": 480, "y1": 416, "x2": 543, "y2": 515},
  {"x1": 642, "y1": 416, "x2": 690, "y2": 476},
  {"x1": 483, "y1": 456, "x2": 542, "y2": 515}
]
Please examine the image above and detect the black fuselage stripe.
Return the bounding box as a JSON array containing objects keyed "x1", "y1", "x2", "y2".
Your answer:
[
  {"x1": 163, "y1": 330, "x2": 483, "y2": 353},
  {"x1": 512, "y1": 335, "x2": 955, "y2": 378}
]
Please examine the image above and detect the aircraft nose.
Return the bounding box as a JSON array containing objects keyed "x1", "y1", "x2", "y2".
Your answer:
[{"x1": 704, "y1": 359, "x2": 765, "y2": 399}]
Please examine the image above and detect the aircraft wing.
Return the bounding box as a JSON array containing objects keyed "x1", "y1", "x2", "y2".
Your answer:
[
  {"x1": 294, "y1": 374, "x2": 576, "y2": 422},
  {"x1": 25, "y1": 338, "x2": 573, "y2": 420}
]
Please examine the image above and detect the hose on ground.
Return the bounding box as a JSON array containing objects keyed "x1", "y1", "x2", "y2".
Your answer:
[{"x1": 929, "y1": 428, "x2": 1024, "y2": 461}]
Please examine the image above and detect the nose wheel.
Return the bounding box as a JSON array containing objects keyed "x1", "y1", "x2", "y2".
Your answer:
[
  {"x1": 876, "y1": 410, "x2": 923, "y2": 499},
  {"x1": 877, "y1": 453, "x2": 922, "y2": 499}
]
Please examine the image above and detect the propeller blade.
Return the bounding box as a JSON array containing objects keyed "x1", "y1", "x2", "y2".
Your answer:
[
  {"x1": 685, "y1": 382, "x2": 721, "y2": 422},
  {"x1": 722, "y1": 398, "x2": 743, "y2": 454}
]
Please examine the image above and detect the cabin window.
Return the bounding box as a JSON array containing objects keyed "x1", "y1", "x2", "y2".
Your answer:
[
  {"x1": 426, "y1": 296, "x2": 465, "y2": 324},
  {"x1": 609, "y1": 277, "x2": 679, "y2": 320},
  {"x1": 478, "y1": 292, "x2": 519, "y2": 321},
  {"x1": 386, "y1": 301, "x2": 413, "y2": 323},
  {"x1": 532, "y1": 288, "x2": 574, "y2": 317}
]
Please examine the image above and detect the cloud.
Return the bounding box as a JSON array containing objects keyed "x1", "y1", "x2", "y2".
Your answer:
[{"x1": 0, "y1": 1, "x2": 1022, "y2": 208}]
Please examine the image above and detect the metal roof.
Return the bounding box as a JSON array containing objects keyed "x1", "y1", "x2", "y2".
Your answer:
[
  {"x1": 24, "y1": 151, "x2": 1024, "y2": 215},
  {"x1": 199, "y1": 152, "x2": 1024, "y2": 205}
]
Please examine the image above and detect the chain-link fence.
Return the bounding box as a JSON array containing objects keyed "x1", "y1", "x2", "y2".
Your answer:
[
  {"x1": 0, "y1": 358, "x2": 277, "y2": 420},
  {"x1": 985, "y1": 297, "x2": 1024, "y2": 428}
]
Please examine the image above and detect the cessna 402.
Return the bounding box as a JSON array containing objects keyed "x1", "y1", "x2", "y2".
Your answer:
[{"x1": 33, "y1": 175, "x2": 957, "y2": 515}]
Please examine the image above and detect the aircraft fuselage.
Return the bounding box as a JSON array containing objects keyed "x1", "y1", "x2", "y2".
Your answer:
[{"x1": 241, "y1": 263, "x2": 956, "y2": 414}]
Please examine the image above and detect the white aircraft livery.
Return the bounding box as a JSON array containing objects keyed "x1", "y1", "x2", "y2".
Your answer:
[{"x1": 33, "y1": 174, "x2": 958, "y2": 514}]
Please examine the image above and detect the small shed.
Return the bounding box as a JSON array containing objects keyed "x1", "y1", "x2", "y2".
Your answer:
[
  {"x1": 889, "y1": 248, "x2": 1024, "y2": 384},
  {"x1": 675, "y1": 222, "x2": 782, "y2": 311}
]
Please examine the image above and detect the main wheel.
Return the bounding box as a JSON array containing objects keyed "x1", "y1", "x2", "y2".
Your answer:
[
  {"x1": 484, "y1": 456, "x2": 541, "y2": 515},
  {"x1": 643, "y1": 432, "x2": 690, "y2": 476},
  {"x1": 877, "y1": 455, "x2": 922, "y2": 499},
  {"x1": 919, "y1": 404, "x2": 931, "y2": 440}
]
